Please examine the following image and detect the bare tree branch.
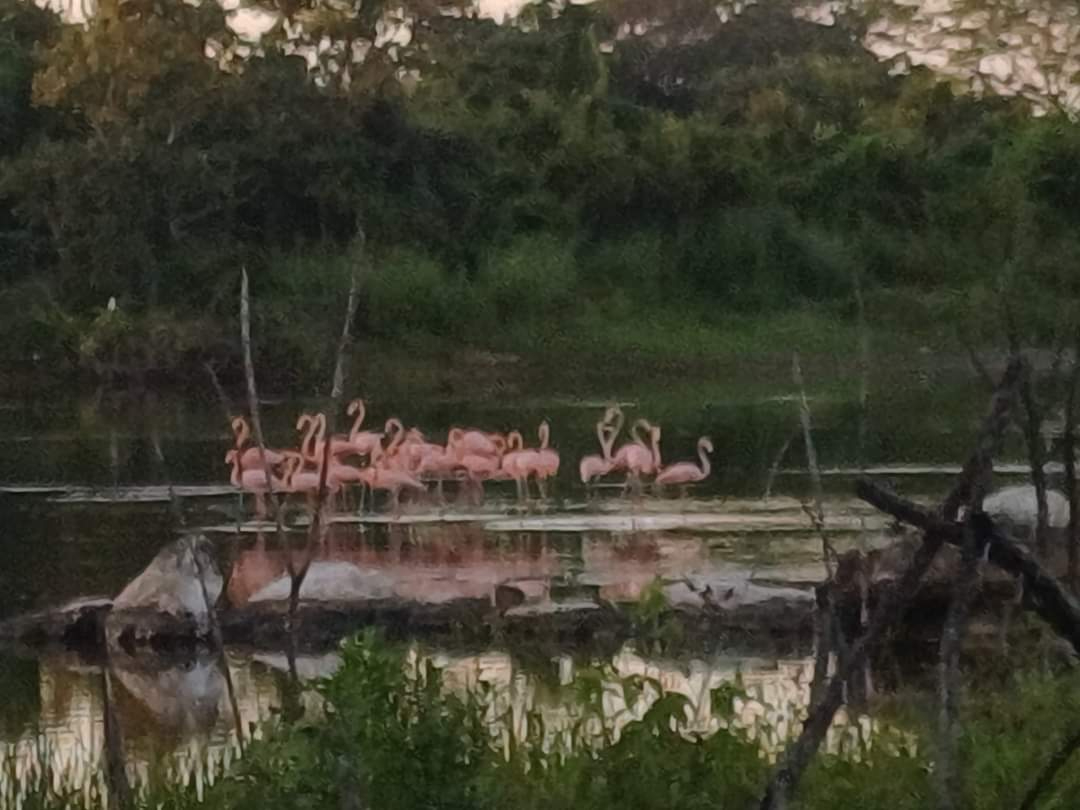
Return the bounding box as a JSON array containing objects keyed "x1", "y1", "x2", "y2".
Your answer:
[
  {"x1": 287, "y1": 233, "x2": 365, "y2": 639},
  {"x1": 764, "y1": 423, "x2": 798, "y2": 501},
  {"x1": 856, "y1": 479, "x2": 1080, "y2": 657},
  {"x1": 793, "y1": 353, "x2": 835, "y2": 579},
  {"x1": 759, "y1": 358, "x2": 1023, "y2": 810},
  {"x1": 941, "y1": 357, "x2": 1024, "y2": 521}
]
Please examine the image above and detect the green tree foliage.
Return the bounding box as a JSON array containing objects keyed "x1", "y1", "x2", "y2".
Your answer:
[{"x1": 2, "y1": 0, "x2": 1080, "y2": 381}]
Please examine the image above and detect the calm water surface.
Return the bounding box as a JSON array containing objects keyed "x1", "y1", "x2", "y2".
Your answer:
[{"x1": 0, "y1": 366, "x2": 1029, "y2": 801}]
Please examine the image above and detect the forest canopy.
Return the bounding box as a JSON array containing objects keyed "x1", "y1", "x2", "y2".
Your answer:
[{"x1": 1, "y1": 0, "x2": 1078, "y2": 383}]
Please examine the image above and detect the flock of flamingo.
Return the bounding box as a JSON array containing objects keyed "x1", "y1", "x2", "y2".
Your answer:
[{"x1": 224, "y1": 403, "x2": 714, "y2": 519}]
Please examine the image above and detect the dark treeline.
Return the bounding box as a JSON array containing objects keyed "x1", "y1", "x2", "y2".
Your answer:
[{"x1": 3, "y1": 0, "x2": 1080, "y2": 384}]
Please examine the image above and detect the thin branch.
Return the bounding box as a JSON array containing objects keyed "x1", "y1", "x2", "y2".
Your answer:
[
  {"x1": 100, "y1": 666, "x2": 132, "y2": 810},
  {"x1": 1017, "y1": 726, "x2": 1080, "y2": 810},
  {"x1": 793, "y1": 352, "x2": 835, "y2": 579},
  {"x1": 287, "y1": 233, "x2": 365, "y2": 640},
  {"x1": 759, "y1": 358, "x2": 1023, "y2": 810},
  {"x1": 1018, "y1": 359, "x2": 1050, "y2": 555},
  {"x1": 764, "y1": 423, "x2": 799, "y2": 501},
  {"x1": 148, "y1": 422, "x2": 245, "y2": 750},
  {"x1": 239, "y1": 268, "x2": 287, "y2": 545},
  {"x1": 935, "y1": 490, "x2": 987, "y2": 810},
  {"x1": 941, "y1": 357, "x2": 1024, "y2": 521}
]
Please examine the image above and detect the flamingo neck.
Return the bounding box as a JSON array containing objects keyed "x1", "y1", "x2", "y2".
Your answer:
[
  {"x1": 227, "y1": 454, "x2": 241, "y2": 487},
  {"x1": 698, "y1": 441, "x2": 711, "y2": 478},
  {"x1": 233, "y1": 418, "x2": 250, "y2": 449},
  {"x1": 349, "y1": 401, "x2": 366, "y2": 441},
  {"x1": 651, "y1": 429, "x2": 662, "y2": 468},
  {"x1": 539, "y1": 423, "x2": 549, "y2": 450}
]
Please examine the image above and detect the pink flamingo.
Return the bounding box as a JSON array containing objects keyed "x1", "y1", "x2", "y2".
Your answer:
[
  {"x1": 522, "y1": 421, "x2": 559, "y2": 500},
  {"x1": 225, "y1": 449, "x2": 295, "y2": 520},
  {"x1": 286, "y1": 448, "x2": 345, "y2": 511},
  {"x1": 231, "y1": 416, "x2": 287, "y2": 471},
  {"x1": 611, "y1": 418, "x2": 662, "y2": 497},
  {"x1": 295, "y1": 413, "x2": 349, "y2": 460},
  {"x1": 448, "y1": 428, "x2": 504, "y2": 457},
  {"x1": 579, "y1": 406, "x2": 621, "y2": 493},
  {"x1": 655, "y1": 437, "x2": 714, "y2": 498},
  {"x1": 500, "y1": 431, "x2": 531, "y2": 503},
  {"x1": 364, "y1": 445, "x2": 427, "y2": 518},
  {"x1": 346, "y1": 399, "x2": 383, "y2": 456},
  {"x1": 414, "y1": 441, "x2": 461, "y2": 504}
]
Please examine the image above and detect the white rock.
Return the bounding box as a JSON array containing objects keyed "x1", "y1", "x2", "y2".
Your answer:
[
  {"x1": 112, "y1": 536, "x2": 222, "y2": 623},
  {"x1": 866, "y1": 36, "x2": 907, "y2": 61},
  {"x1": 959, "y1": 10, "x2": 990, "y2": 30},
  {"x1": 1028, "y1": 10, "x2": 1050, "y2": 28},
  {"x1": 910, "y1": 49, "x2": 952, "y2": 69},
  {"x1": 976, "y1": 485, "x2": 1071, "y2": 532},
  {"x1": 920, "y1": 0, "x2": 953, "y2": 14},
  {"x1": 249, "y1": 561, "x2": 395, "y2": 602},
  {"x1": 979, "y1": 53, "x2": 1014, "y2": 82},
  {"x1": 940, "y1": 35, "x2": 973, "y2": 51},
  {"x1": 931, "y1": 14, "x2": 957, "y2": 32}
]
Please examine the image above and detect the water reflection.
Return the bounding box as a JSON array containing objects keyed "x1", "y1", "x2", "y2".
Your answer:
[
  {"x1": 222, "y1": 522, "x2": 836, "y2": 610},
  {"x1": 0, "y1": 642, "x2": 909, "y2": 808}
]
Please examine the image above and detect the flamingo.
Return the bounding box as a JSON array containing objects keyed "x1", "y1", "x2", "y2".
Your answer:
[
  {"x1": 655, "y1": 437, "x2": 714, "y2": 498},
  {"x1": 500, "y1": 431, "x2": 531, "y2": 504},
  {"x1": 448, "y1": 428, "x2": 504, "y2": 457},
  {"x1": 365, "y1": 445, "x2": 426, "y2": 519},
  {"x1": 579, "y1": 407, "x2": 621, "y2": 492},
  {"x1": 346, "y1": 399, "x2": 383, "y2": 456},
  {"x1": 522, "y1": 421, "x2": 559, "y2": 501},
  {"x1": 611, "y1": 419, "x2": 662, "y2": 497},
  {"x1": 231, "y1": 416, "x2": 287, "y2": 471},
  {"x1": 225, "y1": 449, "x2": 294, "y2": 520}
]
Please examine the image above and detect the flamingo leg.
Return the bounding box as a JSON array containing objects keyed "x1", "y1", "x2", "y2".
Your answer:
[
  {"x1": 537, "y1": 476, "x2": 548, "y2": 503},
  {"x1": 391, "y1": 488, "x2": 402, "y2": 521},
  {"x1": 254, "y1": 493, "x2": 267, "y2": 521}
]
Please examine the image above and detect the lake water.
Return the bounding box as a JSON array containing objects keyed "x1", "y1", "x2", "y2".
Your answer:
[{"x1": 0, "y1": 355, "x2": 1044, "y2": 803}]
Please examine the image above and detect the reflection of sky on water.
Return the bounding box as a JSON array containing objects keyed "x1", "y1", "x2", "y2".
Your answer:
[{"x1": 0, "y1": 644, "x2": 914, "y2": 808}]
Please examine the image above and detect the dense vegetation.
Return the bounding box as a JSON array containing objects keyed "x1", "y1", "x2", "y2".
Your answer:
[
  {"x1": 14, "y1": 631, "x2": 1080, "y2": 809},
  {"x1": 3, "y1": 0, "x2": 1080, "y2": 387}
]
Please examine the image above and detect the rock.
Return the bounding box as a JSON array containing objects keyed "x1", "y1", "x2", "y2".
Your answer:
[
  {"x1": 106, "y1": 535, "x2": 222, "y2": 649},
  {"x1": 664, "y1": 576, "x2": 814, "y2": 613},
  {"x1": 110, "y1": 652, "x2": 225, "y2": 733},
  {"x1": 910, "y1": 49, "x2": 952, "y2": 69},
  {"x1": 112, "y1": 535, "x2": 222, "y2": 619},
  {"x1": 248, "y1": 561, "x2": 395, "y2": 603},
  {"x1": 959, "y1": 10, "x2": 990, "y2": 30},
  {"x1": 0, "y1": 596, "x2": 111, "y2": 648},
  {"x1": 979, "y1": 53, "x2": 1014, "y2": 82},
  {"x1": 977, "y1": 485, "x2": 1070, "y2": 538}
]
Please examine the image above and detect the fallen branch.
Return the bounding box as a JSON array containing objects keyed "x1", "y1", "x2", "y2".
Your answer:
[{"x1": 855, "y1": 479, "x2": 1080, "y2": 656}]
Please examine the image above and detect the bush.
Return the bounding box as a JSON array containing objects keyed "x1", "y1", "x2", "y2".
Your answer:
[{"x1": 479, "y1": 232, "x2": 579, "y2": 325}]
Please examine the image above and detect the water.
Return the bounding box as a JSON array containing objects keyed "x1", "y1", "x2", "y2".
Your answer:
[{"x1": 0, "y1": 361, "x2": 1041, "y2": 800}]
